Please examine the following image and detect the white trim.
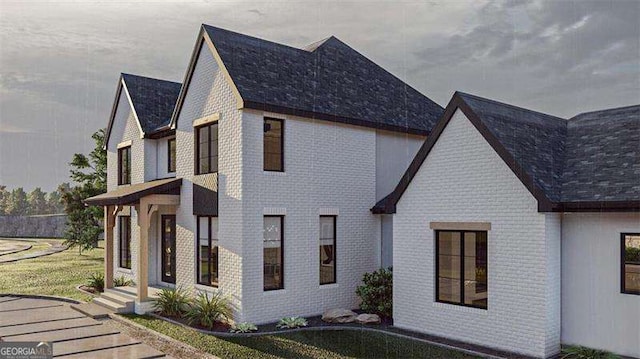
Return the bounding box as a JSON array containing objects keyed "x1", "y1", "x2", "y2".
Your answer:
[
  {"x1": 202, "y1": 32, "x2": 244, "y2": 110},
  {"x1": 121, "y1": 79, "x2": 146, "y2": 139},
  {"x1": 193, "y1": 113, "x2": 220, "y2": 127},
  {"x1": 432, "y1": 302, "x2": 489, "y2": 315},
  {"x1": 117, "y1": 140, "x2": 133, "y2": 149},
  {"x1": 116, "y1": 268, "x2": 133, "y2": 274},
  {"x1": 263, "y1": 111, "x2": 287, "y2": 120},
  {"x1": 263, "y1": 207, "x2": 286, "y2": 215},
  {"x1": 319, "y1": 208, "x2": 339, "y2": 216},
  {"x1": 194, "y1": 283, "x2": 220, "y2": 293}
]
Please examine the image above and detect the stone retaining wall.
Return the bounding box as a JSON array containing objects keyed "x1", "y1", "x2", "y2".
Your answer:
[{"x1": 0, "y1": 214, "x2": 67, "y2": 238}]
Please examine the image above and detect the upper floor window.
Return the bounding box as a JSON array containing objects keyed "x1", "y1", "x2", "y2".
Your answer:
[
  {"x1": 264, "y1": 215, "x2": 284, "y2": 290},
  {"x1": 168, "y1": 138, "x2": 176, "y2": 173},
  {"x1": 320, "y1": 216, "x2": 336, "y2": 285},
  {"x1": 196, "y1": 123, "x2": 218, "y2": 174},
  {"x1": 197, "y1": 216, "x2": 219, "y2": 287},
  {"x1": 264, "y1": 118, "x2": 283, "y2": 172},
  {"x1": 118, "y1": 146, "x2": 131, "y2": 185},
  {"x1": 622, "y1": 233, "x2": 640, "y2": 295},
  {"x1": 436, "y1": 230, "x2": 488, "y2": 309}
]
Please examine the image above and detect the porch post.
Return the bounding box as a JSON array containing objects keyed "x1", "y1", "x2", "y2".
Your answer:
[
  {"x1": 104, "y1": 205, "x2": 116, "y2": 290},
  {"x1": 137, "y1": 198, "x2": 149, "y2": 302}
]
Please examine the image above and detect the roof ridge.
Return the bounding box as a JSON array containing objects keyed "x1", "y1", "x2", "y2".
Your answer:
[
  {"x1": 456, "y1": 91, "x2": 567, "y2": 122},
  {"x1": 202, "y1": 23, "x2": 307, "y2": 53},
  {"x1": 570, "y1": 103, "x2": 640, "y2": 120},
  {"x1": 303, "y1": 36, "x2": 335, "y2": 52},
  {"x1": 121, "y1": 72, "x2": 181, "y2": 85}
]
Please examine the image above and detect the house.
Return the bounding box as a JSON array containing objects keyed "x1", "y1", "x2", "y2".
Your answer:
[
  {"x1": 85, "y1": 25, "x2": 443, "y2": 322},
  {"x1": 373, "y1": 92, "x2": 640, "y2": 358}
]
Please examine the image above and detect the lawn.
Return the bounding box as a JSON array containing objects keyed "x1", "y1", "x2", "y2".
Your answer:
[
  {"x1": 0, "y1": 241, "x2": 103, "y2": 302},
  {"x1": 124, "y1": 315, "x2": 480, "y2": 359}
]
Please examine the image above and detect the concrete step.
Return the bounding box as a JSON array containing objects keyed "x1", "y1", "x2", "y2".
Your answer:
[
  {"x1": 101, "y1": 289, "x2": 136, "y2": 306},
  {"x1": 110, "y1": 285, "x2": 138, "y2": 296},
  {"x1": 70, "y1": 302, "x2": 112, "y2": 319},
  {"x1": 93, "y1": 297, "x2": 133, "y2": 314}
]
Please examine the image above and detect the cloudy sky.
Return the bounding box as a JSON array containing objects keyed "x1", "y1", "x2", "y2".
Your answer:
[{"x1": 0, "y1": 0, "x2": 638, "y2": 191}]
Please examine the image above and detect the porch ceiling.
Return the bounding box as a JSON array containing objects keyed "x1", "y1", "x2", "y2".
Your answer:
[{"x1": 84, "y1": 178, "x2": 182, "y2": 206}]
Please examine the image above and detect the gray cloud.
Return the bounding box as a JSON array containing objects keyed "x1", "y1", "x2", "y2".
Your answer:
[{"x1": 0, "y1": 0, "x2": 638, "y2": 191}]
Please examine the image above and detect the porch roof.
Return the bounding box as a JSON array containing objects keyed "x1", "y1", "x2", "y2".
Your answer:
[{"x1": 84, "y1": 178, "x2": 182, "y2": 206}]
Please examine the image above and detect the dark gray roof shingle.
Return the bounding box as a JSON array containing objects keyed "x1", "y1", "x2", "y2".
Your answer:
[
  {"x1": 203, "y1": 25, "x2": 444, "y2": 135},
  {"x1": 121, "y1": 73, "x2": 182, "y2": 133}
]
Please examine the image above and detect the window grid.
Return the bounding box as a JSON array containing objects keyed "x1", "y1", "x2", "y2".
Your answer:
[
  {"x1": 621, "y1": 233, "x2": 640, "y2": 295},
  {"x1": 263, "y1": 118, "x2": 284, "y2": 172},
  {"x1": 197, "y1": 216, "x2": 219, "y2": 287},
  {"x1": 118, "y1": 146, "x2": 131, "y2": 185},
  {"x1": 264, "y1": 215, "x2": 284, "y2": 291},
  {"x1": 320, "y1": 216, "x2": 336, "y2": 285},
  {"x1": 118, "y1": 216, "x2": 131, "y2": 269},
  {"x1": 195, "y1": 123, "x2": 218, "y2": 175},
  {"x1": 168, "y1": 138, "x2": 176, "y2": 173}
]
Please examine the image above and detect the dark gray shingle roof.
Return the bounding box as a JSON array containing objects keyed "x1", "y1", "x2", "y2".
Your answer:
[
  {"x1": 121, "y1": 73, "x2": 182, "y2": 133},
  {"x1": 203, "y1": 25, "x2": 444, "y2": 135},
  {"x1": 375, "y1": 92, "x2": 640, "y2": 213}
]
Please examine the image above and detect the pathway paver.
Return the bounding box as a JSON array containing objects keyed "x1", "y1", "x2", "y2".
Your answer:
[
  {"x1": 0, "y1": 296, "x2": 19, "y2": 303},
  {"x1": 6, "y1": 325, "x2": 119, "y2": 342},
  {"x1": 0, "y1": 317, "x2": 100, "y2": 338},
  {"x1": 52, "y1": 333, "x2": 140, "y2": 356},
  {"x1": 57, "y1": 343, "x2": 165, "y2": 359},
  {"x1": 0, "y1": 306, "x2": 84, "y2": 327},
  {"x1": 0, "y1": 298, "x2": 63, "y2": 312}
]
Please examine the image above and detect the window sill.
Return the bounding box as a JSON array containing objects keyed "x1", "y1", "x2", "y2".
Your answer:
[
  {"x1": 320, "y1": 283, "x2": 338, "y2": 289},
  {"x1": 195, "y1": 283, "x2": 219, "y2": 292},
  {"x1": 264, "y1": 171, "x2": 286, "y2": 176},
  {"x1": 432, "y1": 301, "x2": 488, "y2": 315},
  {"x1": 263, "y1": 288, "x2": 286, "y2": 295},
  {"x1": 116, "y1": 268, "x2": 133, "y2": 274}
]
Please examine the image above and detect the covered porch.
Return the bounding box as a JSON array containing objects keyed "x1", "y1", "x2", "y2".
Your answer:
[{"x1": 85, "y1": 178, "x2": 182, "y2": 314}]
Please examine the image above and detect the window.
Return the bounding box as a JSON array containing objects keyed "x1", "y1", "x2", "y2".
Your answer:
[
  {"x1": 263, "y1": 118, "x2": 283, "y2": 172},
  {"x1": 622, "y1": 233, "x2": 640, "y2": 295},
  {"x1": 436, "y1": 230, "x2": 487, "y2": 309},
  {"x1": 264, "y1": 216, "x2": 283, "y2": 290},
  {"x1": 168, "y1": 138, "x2": 176, "y2": 173},
  {"x1": 320, "y1": 216, "x2": 336, "y2": 285},
  {"x1": 118, "y1": 146, "x2": 131, "y2": 185},
  {"x1": 195, "y1": 123, "x2": 218, "y2": 174},
  {"x1": 119, "y1": 216, "x2": 131, "y2": 269},
  {"x1": 197, "y1": 216, "x2": 219, "y2": 287}
]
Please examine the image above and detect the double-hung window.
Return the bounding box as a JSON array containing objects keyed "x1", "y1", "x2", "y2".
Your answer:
[
  {"x1": 320, "y1": 216, "x2": 336, "y2": 285},
  {"x1": 119, "y1": 216, "x2": 131, "y2": 269},
  {"x1": 118, "y1": 146, "x2": 131, "y2": 185},
  {"x1": 264, "y1": 216, "x2": 284, "y2": 290},
  {"x1": 622, "y1": 233, "x2": 640, "y2": 295},
  {"x1": 436, "y1": 230, "x2": 488, "y2": 309},
  {"x1": 195, "y1": 123, "x2": 218, "y2": 174},
  {"x1": 168, "y1": 138, "x2": 176, "y2": 173},
  {"x1": 197, "y1": 217, "x2": 219, "y2": 287},
  {"x1": 263, "y1": 118, "x2": 283, "y2": 172}
]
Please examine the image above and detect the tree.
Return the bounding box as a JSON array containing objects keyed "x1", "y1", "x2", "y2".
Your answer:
[
  {"x1": 0, "y1": 185, "x2": 8, "y2": 215},
  {"x1": 47, "y1": 183, "x2": 68, "y2": 214},
  {"x1": 6, "y1": 188, "x2": 28, "y2": 216},
  {"x1": 61, "y1": 129, "x2": 107, "y2": 254},
  {"x1": 27, "y1": 188, "x2": 48, "y2": 215}
]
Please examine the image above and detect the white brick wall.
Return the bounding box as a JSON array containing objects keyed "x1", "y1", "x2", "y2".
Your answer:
[
  {"x1": 240, "y1": 110, "x2": 378, "y2": 324},
  {"x1": 393, "y1": 109, "x2": 561, "y2": 358},
  {"x1": 561, "y1": 213, "x2": 640, "y2": 358}
]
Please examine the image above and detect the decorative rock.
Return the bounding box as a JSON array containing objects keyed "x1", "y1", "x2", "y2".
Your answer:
[
  {"x1": 322, "y1": 308, "x2": 357, "y2": 323},
  {"x1": 355, "y1": 313, "x2": 381, "y2": 324}
]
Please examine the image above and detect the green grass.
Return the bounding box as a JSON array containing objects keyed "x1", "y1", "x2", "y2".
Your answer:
[
  {"x1": 124, "y1": 315, "x2": 480, "y2": 359},
  {"x1": 0, "y1": 242, "x2": 103, "y2": 302}
]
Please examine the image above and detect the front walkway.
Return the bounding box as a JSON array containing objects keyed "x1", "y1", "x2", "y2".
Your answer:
[
  {"x1": 0, "y1": 295, "x2": 172, "y2": 358},
  {"x1": 0, "y1": 238, "x2": 67, "y2": 263}
]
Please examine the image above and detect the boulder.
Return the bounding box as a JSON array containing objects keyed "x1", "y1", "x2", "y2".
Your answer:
[
  {"x1": 322, "y1": 308, "x2": 357, "y2": 323},
  {"x1": 355, "y1": 313, "x2": 381, "y2": 324}
]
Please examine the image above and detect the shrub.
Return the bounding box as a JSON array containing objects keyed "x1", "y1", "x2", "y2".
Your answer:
[
  {"x1": 230, "y1": 322, "x2": 258, "y2": 333},
  {"x1": 113, "y1": 275, "x2": 133, "y2": 287},
  {"x1": 87, "y1": 272, "x2": 104, "y2": 292},
  {"x1": 625, "y1": 246, "x2": 640, "y2": 262},
  {"x1": 356, "y1": 267, "x2": 392, "y2": 317},
  {"x1": 185, "y1": 291, "x2": 232, "y2": 330},
  {"x1": 276, "y1": 316, "x2": 308, "y2": 329},
  {"x1": 561, "y1": 346, "x2": 619, "y2": 359},
  {"x1": 153, "y1": 287, "x2": 191, "y2": 317}
]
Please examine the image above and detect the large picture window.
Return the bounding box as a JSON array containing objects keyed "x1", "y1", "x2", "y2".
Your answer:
[
  {"x1": 168, "y1": 138, "x2": 176, "y2": 173},
  {"x1": 195, "y1": 123, "x2": 218, "y2": 174},
  {"x1": 320, "y1": 216, "x2": 336, "y2": 285},
  {"x1": 263, "y1": 118, "x2": 283, "y2": 172},
  {"x1": 118, "y1": 146, "x2": 131, "y2": 185},
  {"x1": 119, "y1": 216, "x2": 131, "y2": 269},
  {"x1": 197, "y1": 216, "x2": 219, "y2": 287},
  {"x1": 264, "y1": 216, "x2": 283, "y2": 290},
  {"x1": 622, "y1": 233, "x2": 640, "y2": 295},
  {"x1": 436, "y1": 230, "x2": 487, "y2": 309}
]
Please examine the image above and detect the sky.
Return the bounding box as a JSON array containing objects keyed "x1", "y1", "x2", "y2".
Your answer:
[{"x1": 0, "y1": 0, "x2": 638, "y2": 192}]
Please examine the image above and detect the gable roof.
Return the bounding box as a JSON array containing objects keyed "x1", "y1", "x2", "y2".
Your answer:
[
  {"x1": 171, "y1": 24, "x2": 444, "y2": 135},
  {"x1": 373, "y1": 92, "x2": 640, "y2": 214},
  {"x1": 105, "y1": 73, "x2": 182, "y2": 148}
]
